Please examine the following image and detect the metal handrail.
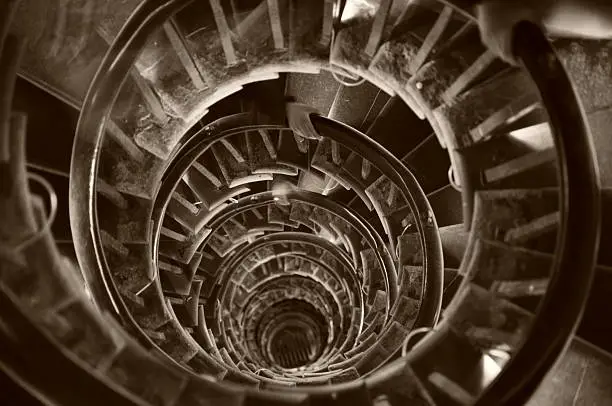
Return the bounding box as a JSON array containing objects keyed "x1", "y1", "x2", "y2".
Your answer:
[
  {"x1": 391, "y1": 20, "x2": 600, "y2": 406},
  {"x1": 477, "y1": 21, "x2": 600, "y2": 404},
  {"x1": 151, "y1": 120, "x2": 401, "y2": 314},
  {"x1": 67, "y1": 0, "x2": 598, "y2": 402},
  {"x1": 312, "y1": 116, "x2": 444, "y2": 332},
  {"x1": 70, "y1": 0, "x2": 194, "y2": 347}
]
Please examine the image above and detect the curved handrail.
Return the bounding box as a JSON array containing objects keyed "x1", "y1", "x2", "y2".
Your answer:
[
  {"x1": 311, "y1": 116, "x2": 444, "y2": 331},
  {"x1": 67, "y1": 0, "x2": 599, "y2": 402},
  {"x1": 153, "y1": 186, "x2": 393, "y2": 313},
  {"x1": 476, "y1": 21, "x2": 600, "y2": 404},
  {"x1": 151, "y1": 120, "x2": 400, "y2": 313},
  {"x1": 69, "y1": 0, "x2": 193, "y2": 340},
  {"x1": 395, "y1": 20, "x2": 600, "y2": 405},
  {"x1": 162, "y1": 189, "x2": 392, "y2": 279},
  {"x1": 187, "y1": 190, "x2": 389, "y2": 312}
]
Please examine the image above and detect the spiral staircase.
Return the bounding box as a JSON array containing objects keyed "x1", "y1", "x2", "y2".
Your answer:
[{"x1": 1, "y1": 0, "x2": 611, "y2": 404}]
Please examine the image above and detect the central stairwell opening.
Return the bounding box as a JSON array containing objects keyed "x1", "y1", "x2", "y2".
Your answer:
[{"x1": 1, "y1": 0, "x2": 610, "y2": 405}]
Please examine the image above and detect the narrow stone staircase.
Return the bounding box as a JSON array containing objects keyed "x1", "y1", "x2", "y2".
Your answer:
[{"x1": 0, "y1": 0, "x2": 611, "y2": 405}]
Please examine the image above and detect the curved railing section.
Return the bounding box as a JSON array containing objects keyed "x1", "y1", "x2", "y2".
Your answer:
[{"x1": 0, "y1": 0, "x2": 599, "y2": 404}]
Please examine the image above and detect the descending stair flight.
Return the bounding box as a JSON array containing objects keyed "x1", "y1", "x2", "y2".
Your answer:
[{"x1": 0, "y1": 0, "x2": 611, "y2": 405}]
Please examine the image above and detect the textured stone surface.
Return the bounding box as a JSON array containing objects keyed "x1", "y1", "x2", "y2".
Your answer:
[
  {"x1": 116, "y1": 196, "x2": 152, "y2": 243},
  {"x1": 211, "y1": 141, "x2": 250, "y2": 185},
  {"x1": 289, "y1": 201, "x2": 315, "y2": 227},
  {"x1": 448, "y1": 284, "x2": 532, "y2": 352},
  {"x1": 471, "y1": 188, "x2": 558, "y2": 245},
  {"x1": 124, "y1": 283, "x2": 170, "y2": 330},
  {"x1": 370, "y1": 32, "x2": 421, "y2": 87},
  {"x1": 469, "y1": 239, "x2": 552, "y2": 288},
  {"x1": 556, "y1": 39, "x2": 612, "y2": 114},
  {"x1": 379, "y1": 320, "x2": 408, "y2": 352},
  {"x1": 106, "y1": 243, "x2": 153, "y2": 294},
  {"x1": 246, "y1": 130, "x2": 277, "y2": 171},
  {"x1": 408, "y1": 29, "x2": 484, "y2": 110},
  {"x1": 355, "y1": 342, "x2": 391, "y2": 374},
  {"x1": 397, "y1": 233, "x2": 423, "y2": 265},
  {"x1": 286, "y1": 70, "x2": 340, "y2": 116},
  {"x1": 152, "y1": 318, "x2": 199, "y2": 363},
  {"x1": 99, "y1": 139, "x2": 162, "y2": 199},
  {"x1": 392, "y1": 294, "x2": 419, "y2": 326},
  {"x1": 402, "y1": 265, "x2": 423, "y2": 300},
  {"x1": 366, "y1": 175, "x2": 407, "y2": 215},
  {"x1": 331, "y1": 17, "x2": 374, "y2": 70},
  {"x1": 585, "y1": 107, "x2": 612, "y2": 188},
  {"x1": 436, "y1": 70, "x2": 536, "y2": 148}
]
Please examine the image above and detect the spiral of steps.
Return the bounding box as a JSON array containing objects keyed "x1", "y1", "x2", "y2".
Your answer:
[{"x1": 1, "y1": 0, "x2": 612, "y2": 405}]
